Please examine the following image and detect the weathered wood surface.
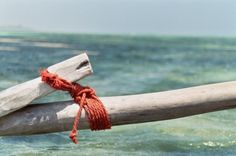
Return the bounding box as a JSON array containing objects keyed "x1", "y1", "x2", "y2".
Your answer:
[
  {"x1": 0, "y1": 53, "x2": 92, "y2": 118},
  {"x1": 0, "y1": 81, "x2": 236, "y2": 136}
]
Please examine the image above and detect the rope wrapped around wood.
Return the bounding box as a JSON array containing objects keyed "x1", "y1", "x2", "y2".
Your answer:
[{"x1": 40, "y1": 69, "x2": 111, "y2": 144}]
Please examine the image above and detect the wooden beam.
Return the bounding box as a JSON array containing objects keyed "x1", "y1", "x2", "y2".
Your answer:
[
  {"x1": 0, "y1": 81, "x2": 236, "y2": 136},
  {"x1": 0, "y1": 53, "x2": 92, "y2": 117}
]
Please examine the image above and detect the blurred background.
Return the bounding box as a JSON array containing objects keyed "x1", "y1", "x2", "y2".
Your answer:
[
  {"x1": 1, "y1": 0, "x2": 236, "y2": 36},
  {"x1": 0, "y1": 0, "x2": 236, "y2": 155}
]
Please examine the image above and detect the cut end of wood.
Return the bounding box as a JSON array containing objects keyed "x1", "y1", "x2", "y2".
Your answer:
[
  {"x1": 47, "y1": 53, "x2": 93, "y2": 82},
  {"x1": 79, "y1": 52, "x2": 93, "y2": 75}
]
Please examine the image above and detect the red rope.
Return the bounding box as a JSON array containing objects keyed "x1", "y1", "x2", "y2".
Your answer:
[{"x1": 40, "y1": 69, "x2": 111, "y2": 144}]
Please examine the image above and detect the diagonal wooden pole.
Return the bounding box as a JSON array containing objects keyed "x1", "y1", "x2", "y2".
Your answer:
[
  {"x1": 0, "y1": 53, "x2": 92, "y2": 117},
  {"x1": 0, "y1": 81, "x2": 236, "y2": 136}
]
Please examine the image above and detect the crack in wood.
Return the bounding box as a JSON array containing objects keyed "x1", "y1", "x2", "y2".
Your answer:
[{"x1": 76, "y1": 60, "x2": 89, "y2": 70}]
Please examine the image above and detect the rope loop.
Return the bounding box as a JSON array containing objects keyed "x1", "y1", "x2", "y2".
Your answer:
[{"x1": 40, "y1": 69, "x2": 111, "y2": 144}]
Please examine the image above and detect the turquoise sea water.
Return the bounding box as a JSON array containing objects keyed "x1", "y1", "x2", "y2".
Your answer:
[{"x1": 0, "y1": 32, "x2": 236, "y2": 155}]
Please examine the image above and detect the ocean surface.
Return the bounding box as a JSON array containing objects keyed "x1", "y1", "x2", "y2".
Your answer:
[{"x1": 0, "y1": 32, "x2": 236, "y2": 156}]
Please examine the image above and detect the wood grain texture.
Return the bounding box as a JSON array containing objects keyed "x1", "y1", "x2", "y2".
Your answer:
[
  {"x1": 0, "y1": 53, "x2": 92, "y2": 117},
  {"x1": 0, "y1": 81, "x2": 236, "y2": 135}
]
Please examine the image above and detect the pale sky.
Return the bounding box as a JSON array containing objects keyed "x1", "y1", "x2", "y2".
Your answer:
[{"x1": 1, "y1": 0, "x2": 236, "y2": 36}]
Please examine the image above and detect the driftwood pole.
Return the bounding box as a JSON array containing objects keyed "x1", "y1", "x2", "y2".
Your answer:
[
  {"x1": 0, "y1": 53, "x2": 92, "y2": 117},
  {"x1": 0, "y1": 81, "x2": 236, "y2": 136}
]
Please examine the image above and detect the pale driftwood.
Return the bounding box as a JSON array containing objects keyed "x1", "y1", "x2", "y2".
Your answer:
[
  {"x1": 0, "y1": 81, "x2": 236, "y2": 136},
  {"x1": 0, "y1": 53, "x2": 92, "y2": 118}
]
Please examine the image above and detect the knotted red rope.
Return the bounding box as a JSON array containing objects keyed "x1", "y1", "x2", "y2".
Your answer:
[{"x1": 40, "y1": 69, "x2": 111, "y2": 144}]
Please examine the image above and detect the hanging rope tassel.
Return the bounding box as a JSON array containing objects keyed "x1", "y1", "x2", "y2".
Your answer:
[{"x1": 40, "y1": 69, "x2": 111, "y2": 144}]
